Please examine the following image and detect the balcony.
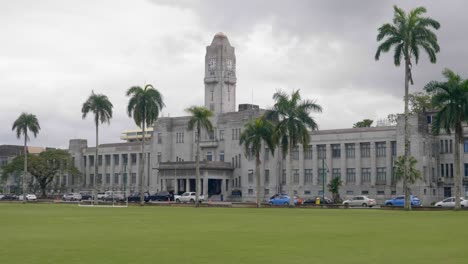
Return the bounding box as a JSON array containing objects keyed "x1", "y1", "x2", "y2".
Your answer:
[{"x1": 199, "y1": 139, "x2": 218, "y2": 148}]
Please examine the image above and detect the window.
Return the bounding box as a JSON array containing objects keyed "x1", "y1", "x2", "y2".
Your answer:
[
  {"x1": 232, "y1": 128, "x2": 241, "y2": 140},
  {"x1": 238, "y1": 154, "x2": 241, "y2": 167},
  {"x1": 293, "y1": 169, "x2": 299, "y2": 184},
  {"x1": 105, "y1": 174, "x2": 111, "y2": 184},
  {"x1": 304, "y1": 190, "x2": 311, "y2": 195},
  {"x1": 248, "y1": 189, "x2": 254, "y2": 195},
  {"x1": 317, "y1": 145, "x2": 326, "y2": 159},
  {"x1": 360, "y1": 143, "x2": 370, "y2": 157},
  {"x1": 346, "y1": 190, "x2": 354, "y2": 195},
  {"x1": 446, "y1": 164, "x2": 450, "y2": 178},
  {"x1": 346, "y1": 168, "x2": 356, "y2": 183},
  {"x1": 89, "y1": 174, "x2": 94, "y2": 184},
  {"x1": 98, "y1": 174, "x2": 103, "y2": 184},
  {"x1": 345, "y1": 143, "x2": 355, "y2": 158},
  {"x1": 427, "y1": 115, "x2": 432, "y2": 124},
  {"x1": 98, "y1": 155, "x2": 103, "y2": 166},
  {"x1": 441, "y1": 164, "x2": 444, "y2": 177},
  {"x1": 157, "y1": 133, "x2": 162, "y2": 144},
  {"x1": 176, "y1": 132, "x2": 184, "y2": 143},
  {"x1": 105, "y1": 155, "x2": 111, "y2": 166},
  {"x1": 113, "y1": 154, "x2": 119, "y2": 165},
  {"x1": 292, "y1": 146, "x2": 299, "y2": 160},
  {"x1": 248, "y1": 170, "x2": 253, "y2": 184},
  {"x1": 450, "y1": 163, "x2": 453, "y2": 177},
  {"x1": 361, "y1": 168, "x2": 371, "y2": 183},
  {"x1": 332, "y1": 168, "x2": 341, "y2": 179},
  {"x1": 376, "y1": 142, "x2": 386, "y2": 157},
  {"x1": 377, "y1": 190, "x2": 385, "y2": 195},
  {"x1": 361, "y1": 190, "x2": 369, "y2": 195},
  {"x1": 376, "y1": 167, "x2": 386, "y2": 184},
  {"x1": 219, "y1": 129, "x2": 224, "y2": 141},
  {"x1": 264, "y1": 189, "x2": 270, "y2": 195},
  {"x1": 131, "y1": 173, "x2": 137, "y2": 184},
  {"x1": 219, "y1": 151, "x2": 224, "y2": 162},
  {"x1": 131, "y1": 154, "x2": 137, "y2": 165},
  {"x1": 304, "y1": 169, "x2": 313, "y2": 184},
  {"x1": 264, "y1": 148, "x2": 269, "y2": 160},
  {"x1": 317, "y1": 168, "x2": 326, "y2": 184},
  {"x1": 157, "y1": 152, "x2": 161, "y2": 163},
  {"x1": 449, "y1": 139, "x2": 453, "y2": 153},
  {"x1": 281, "y1": 169, "x2": 286, "y2": 185},
  {"x1": 235, "y1": 156, "x2": 238, "y2": 168},
  {"x1": 304, "y1": 145, "x2": 313, "y2": 159},
  {"x1": 464, "y1": 138, "x2": 468, "y2": 153},
  {"x1": 114, "y1": 173, "x2": 119, "y2": 184},
  {"x1": 206, "y1": 151, "x2": 213, "y2": 161},
  {"x1": 332, "y1": 144, "x2": 341, "y2": 158},
  {"x1": 464, "y1": 163, "x2": 468, "y2": 177},
  {"x1": 391, "y1": 141, "x2": 397, "y2": 156},
  {"x1": 264, "y1": 170, "x2": 270, "y2": 185}
]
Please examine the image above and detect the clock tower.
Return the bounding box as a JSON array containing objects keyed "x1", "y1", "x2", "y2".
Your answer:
[{"x1": 204, "y1": 32, "x2": 237, "y2": 114}]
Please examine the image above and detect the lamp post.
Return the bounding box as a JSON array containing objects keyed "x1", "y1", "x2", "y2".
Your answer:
[
  {"x1": 123, "y1": 161, "x2": 127, "y2": 198},
  {"x1": 322, "y1": 158, "x2": 325, "y2": 202}
]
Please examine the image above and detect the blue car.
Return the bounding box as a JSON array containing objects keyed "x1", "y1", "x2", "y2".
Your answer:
[
  {"x1": 269, "y1": 195, "x2": 298, "y2": 205},
  {"x1": 385, "y1": 195, "x2": 421, "y2": 206}
]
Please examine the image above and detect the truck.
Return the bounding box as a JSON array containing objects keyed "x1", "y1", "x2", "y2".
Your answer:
[{"x1": 175, "y1": 192, "x2": 204, "y2": 203}]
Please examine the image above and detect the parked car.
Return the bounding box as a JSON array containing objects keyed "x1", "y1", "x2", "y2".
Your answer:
[
  {"x1": 19, "y1": 194, "x2": 37, "y2": 201},
  {"x1": 175, "y1": 192, "x2": 204, "y2": 203},
  {"x1": 0, "y1": 194, "x2": 17, "y2": 200},
  {"x1": 150, "y1": 191, "x2": 173, "y2": 201},
  {"x1": 79, "y1": 192, "x2": 93, "y2": 200},
  {"x1": 103, "y1": 191, "x2": 125, "y2": 202},
  {"x1": 269, "y1": 195, "x2": 299, "y2": 205},
  {"x1": 385, "y1": 195, "x2": 421, "y2": 206},
  {"x1": 303, "y1": 196, "x2": 333, "y2": 205},
  {"x1": 343, "y1": 196, "x2": 377, "y2": 207},
  {"x1": 434, "y1": 197, "x2": 468, "y2": 208},
  {"x1": 127, "y1": 192, "x2": 150, "y2": 203},
  {"x1": 62, "y1": 193, "x2": 82, "y2": 201},
  {"x1": 97, "y1": 192, "x2": 106, "y2": 200}
]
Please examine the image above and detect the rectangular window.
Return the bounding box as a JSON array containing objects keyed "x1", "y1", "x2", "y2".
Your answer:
[
  {"x1": 219, "y1": 129, "x2": 224, "y2": 141},
  {"x1": 98, "y1": 155, "x2": 103, "y2": 166},
  {"x1": 449, "y1": 139, "x2": 453, "y2": 153},
  {"x1": 377, "y1": 190, "x2": 385, "y2": 195},
  {"x1": 248, "y1": 170, "x2": 253, "y2": 184},
  {"x1": 317, "y1": 145, "x2": 326, "y2": 159},
  {"x1": 157, "y1": 152, "x2": 161, "y2": 163},
  {"x1": 360, "y1": 143, "x2": 370, "y2": 157},
  {"x1": 206, "y1": 151, "x2": 213, "y2": 161},
  {"x1": 131, "y1": 173, "x2": 136, "y2": 184},
  {"x1": 98, "y1": 174, "x2": 102, "y2": 184},
  {"x1": 157, "y1": 133, "x2": 162, "y2": 144},
  {"x1": 376, "y1": 142, "x2": 386, "y2": 157},
  {"x1": 281, "y1": 169, "x2": 286, "y2": 185},
  {"x1": 293, "y1": 169, "x2": 299, "y2": 184},
  {"x1": 445, "y1": 140, "x2": 448, "y2": 153},
  {"x1": 361, "y1": 190, "x2": 369, "y2": 195},
  {"x1": 332, "y1": 144, "x2": 341, "y2": 158},
  {"x1": 376, "y1": 167, "x2": 386, "y2": 184},
  {"x1": 89, "y1": 174, "x2": 94, "y2": 185},
  {"x1": 391, "y1": 141, "x2": 397, "y2": 156},
  {"x1": 114, "y1": 173, "x2": 119, "y2": 184},
  {"x1": 346, "y1": 190, "x2": 354, "y2": 195},
  {"x1": 113, "y1": 154, "x2": 119, "y2": 165},
  {"x1": 346, "y1": 168, "x2": 356, "y2": 183},
  {"x1": 345, "y1": 143, "x2": 355, "y2": 158},
  {"x1": 450, "y1": 163, "x2": 453, "y2": 177},
  {"x1": 317, "y1": 168, "x2": 326, "y2": 184},
  {"x1": 464, "y1": 138, "x2": 468, "y2": 153},
  {"x1": 304, "y1": 169, "x2": 313, "y2": 184},
  {"x1": 361, "y1": 168, "x2": 371, "y2": 183},
  {"x1": 264, "y1": 169, "x2": 270, "y2": 185},
  {"x1": 264, "y1": 189, "x2": 270, "y2": 195},
  {"x1": 105, "y1": 173, "x2": 111, "y2": 184},
  {"x1": 219, "y1": 151, "x2": 224, "y2": 162},
  {"x1": 264, "y1": 148, "x2": 269, "y2": 160},
  {"x1": 304, "y1": 145, "x2": 313, "y2": 159},
  {"x1": 131, "y1": 154, "x2": 137, "y2": 165},
  {"x1": 292, "y1": 146, "x2": 299, "y2": 160},
  {"x1": 465, "y1": 163, "x2": 468, "y2": 177},
  {"x1": 304, "y1": 190, "x2": 311, "y2": 195},
  {"x1": 446, "y1": 164, "x2": 449, "y2": 178},
  {"x1": 105, "y1": 155, "x2": 111, "y2": 166},
  {"x1": 441, "y1": 164, "x2": 444, "y2": 177},
  {"x1": 332, "y1": 168, "x2": 341, "y2": 179},
  {"x1": 248, "y1": 189, "x2": 254, "y2": 195}
]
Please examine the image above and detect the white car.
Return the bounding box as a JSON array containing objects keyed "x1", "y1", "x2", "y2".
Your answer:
[
  {"x1": 62, "y1": 193, "x2": 82, "y2": 201},
  {"x1": 175, "y1": 192, "x2": 204, "y2": 203},
  {"x1": 435, "y1": 197, "x2": 468, "y2": 208},
  {"x1": 343, "y1": 196, "x2": 377, "y2": 207},
  {"x1": 19, "y1": 194, "x2": 37, "y2": 201}
]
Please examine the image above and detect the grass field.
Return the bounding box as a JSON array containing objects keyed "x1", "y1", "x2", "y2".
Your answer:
[{"x1": 0, "y1": 204, "x2": 467, "y2": 264}]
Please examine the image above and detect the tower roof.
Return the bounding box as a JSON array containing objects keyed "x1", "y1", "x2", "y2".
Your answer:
[{"x1": 211, "y1": 32, "x2": 231, "y2": 46}]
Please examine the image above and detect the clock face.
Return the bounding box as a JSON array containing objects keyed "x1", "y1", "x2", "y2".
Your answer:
[
  {"x1": 226, "y1": 59, "x2": 233, "y2": 70},
  {"x1": 208, "y1": 58, "x2": 216, "y2": 70}
]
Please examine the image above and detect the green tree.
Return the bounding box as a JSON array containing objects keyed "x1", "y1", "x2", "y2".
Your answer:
[
  {"x1": 425, "y1": 69, "x2": 468, "y2": 210},
  {"x1": 186, "y1": 106, "x2": 213, "y2": 206},
  {"x1": 82, "y1": 91, "x2": 113, "y2": 202},
  {"x1": 1, "y1": 149, "x2": 80, "y2": 198},
  {"x1": 408, "y1": 92, "x2": 433, "y2": 114},
  {"x1": 12, "y1": 112, "x2": 40, "y2": 200},
  {"x1": 375, "y1": 5, "x2": 440, "y2": 209},
  {"x1": 240, "y1": 118, "x2": 275, "y2": 208},
  {"x1": 353, "y1": 119, "x2": 373, "y2": 128},
  {"x1": 265, "y1": 89, "x2": 322, "y2": 206},
  {"x1": 393, "y1": 155, "x2": 422, "y2": 210},
  {"x1": 327, "y1": 177, "x2": 343, "y2": 204},
  {"x1": 127, "y1": 84, "x2": 164, "y2": 205}
]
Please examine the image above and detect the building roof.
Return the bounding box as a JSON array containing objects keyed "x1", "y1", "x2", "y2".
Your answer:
[{"x1": 211, "y1": 32, "x2": 231, "y2": 46}]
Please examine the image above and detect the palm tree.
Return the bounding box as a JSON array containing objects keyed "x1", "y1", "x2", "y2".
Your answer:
[
  {"x1": 265, "y1": 89, "x2": 322, "y2": 206},
  {"x1": 186, "y1": 106, "x2": 213, "y2": 206},
  {"x1": 127, "y1": 84, "x2": 164, "y2": 205},
  {"x1": 327, "y1": 177, "x2": 343, "y2": 204},
  {"x1": 375, "y1": 5, "x2": 440, "y2": 210},
  {"x1": 425, "y1": 69, "x2": 468, "y2": 210},
  {"x1": 240, "y1": 118, "x2": 275, "y2": 207},
  {"x1": 82, "y1": 91, "x2": 113, "y2": 202},
  {"x1": 393, "y1": 155, "x2": 422, "y2": 209},
  {"x1": 12, "y1": 113, "x2": 40, "y2": 200}
]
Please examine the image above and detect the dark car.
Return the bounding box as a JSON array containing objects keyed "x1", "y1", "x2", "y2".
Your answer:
[
  {"x1": 149, "y1": 191, "x2": 173, "y2": 201},
  {"x1": 79, "y1": 192, "x2": 93, "y2": 201},
  {"x1": 0, "y1": 194, "x2": 17, "y2": 200},
  {"x1": 128, "y1": 192, "x2": 150, "y2": 203},
  {"x1": 304, "y1": 196, "x2": 333, "y2": 205}
]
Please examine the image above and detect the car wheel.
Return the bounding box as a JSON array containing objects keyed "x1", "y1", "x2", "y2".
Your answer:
[
  {"x1": 269, "y1": 202, "x2": 273, "y2": 205},
  {"x1": 176, "y1": 199, "x2": 180, "y2": 203},
  {"x1": 437, "y1": 205, "x2": 442, "y2": 207},
  {"x1": 362, "y1": 203, "x2": 368, "y2": 208},
  {"x1": 190, "y1": 199, "x2": 195, "y2": 203},
  {"x1": 461, "y1": 205, "x2": 465, "y2": 208},
  {"x1": 344, "y1": 203, "x2": 349, "y2": 207},
  {"x1": 386, "y1": 203, "x2": 392, "y2": 206},
  {"x1": 284, "y1": 202, "x2": 289, "y2": 205}
]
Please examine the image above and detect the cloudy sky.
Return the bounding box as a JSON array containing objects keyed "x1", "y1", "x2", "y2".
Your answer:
[{"x1": 1, "y1": 0, "x2": 467, "y2": 148}]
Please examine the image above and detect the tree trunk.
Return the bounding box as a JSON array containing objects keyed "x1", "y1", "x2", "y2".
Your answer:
[
  {"x1": 23, "y1": 132, "x2": 28, "y2": 203},
  {"x1": 94, "y1": 121, "x2": 99, "y2": 205},
  {"x1": 404, "y1": 59, "x2": 411, "y2": 211},
  {"x1": 41, "y1": 182, "x2": 47, "y2": 198},
  {"x1": 289, "y1": 143, "x2": 294, "y2": 207},
  {"x1": 195, "y1": 126, "x2": 200, "y2": 207},
  {"x1": 255, "y1": 152, "x2": 261, "y2": 208},
  {"x1": 140, "y1": 122, "x2": 146, "y2": 206},
  {"x1": 454, "y1": 122, "x2": 462, "y2": 210}
]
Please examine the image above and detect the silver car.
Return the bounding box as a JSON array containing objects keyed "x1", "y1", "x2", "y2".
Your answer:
[
  {"x1": 434, "y1": 197, "x2": 468, "y2": 208},
  {"x1": 343, "y1": 196, "x2": 377, "y2": 207}
]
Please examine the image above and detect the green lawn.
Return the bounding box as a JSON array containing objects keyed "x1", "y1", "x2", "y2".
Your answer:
[{"x1": 0, "y1": 204, "x2": 467, "y2": 264}]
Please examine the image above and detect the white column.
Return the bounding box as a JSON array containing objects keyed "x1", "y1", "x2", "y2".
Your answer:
[
  {"x1": 355, "y1": 143, "x2": 361, "y2": 186},
  {"x1": 136, "y1": 153, "x2": 140, "y2": 187},
  {"x1": 326, "y1": 144, "x2": 332, "y2": 184},
  {"x1": 370, "y1": 142, "x2": 376, "y2": 186},
  {"x1": 386, "y1": 141, "x2": 392, "y2": 186},
  {"x1": 312, "y1": 145, "x2": 318, "y2": 185},
  {"x1": 341, "y1": 143, "x2": 346, "y2": 184}
]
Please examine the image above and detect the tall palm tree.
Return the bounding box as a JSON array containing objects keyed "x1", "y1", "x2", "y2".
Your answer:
[
  {"x1": 12, "y1": 113, "x2": 40, "y2": 199},
  {"x1": 265, "y1": 89, "x2": 322, "y2": 206},
  {"x1": 425, "y1": 69, "x2": 468, "y2": 210},
  {"x1": 393, "y1": 155, "x2": 422, "y2": 208},
  {"x1": 127, "y1": 84, "x2": 164, "y2": 205},
  {"x1": 82, "y1": 91, "x2": 113, "y2": 202},
  {"x1": 375, "y1": 5, "x2": 440, "y2": 210},
  {"x1": 186, "y1": 106, "x2": 213, "y2": 206},
  {"x1": 240, "y1": 118, "x2": 275, "y2": 208}
]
